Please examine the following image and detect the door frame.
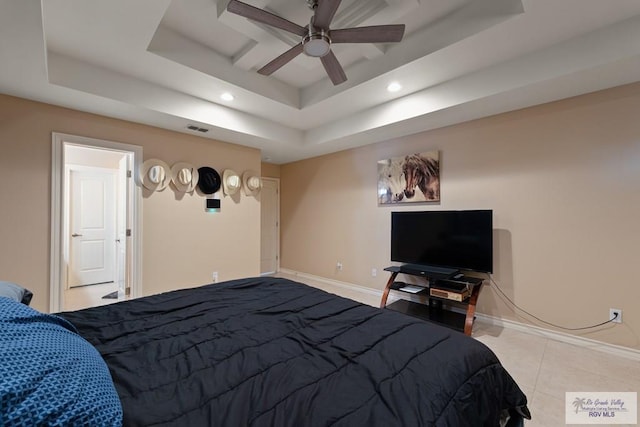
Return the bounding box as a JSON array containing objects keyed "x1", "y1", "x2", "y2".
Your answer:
[
  {"x1": 116, "y1": 154, "x2": 130, "y2": 298},
  {"x1": 51, "y1": 132, "x2": 143, "y2": 312},
  {"x1": 260, "y1": 177, "x2": 280, "y2": 275}
]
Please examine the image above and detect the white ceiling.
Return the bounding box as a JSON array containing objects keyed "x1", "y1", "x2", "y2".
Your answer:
[{"x1": 1, "y1": 0, "x2": 640, "y2": 164}]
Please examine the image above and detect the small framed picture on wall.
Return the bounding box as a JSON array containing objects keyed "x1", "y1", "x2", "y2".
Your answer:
[{"x1": 377, "y1": 151, "x2": 440, "y2": 204}]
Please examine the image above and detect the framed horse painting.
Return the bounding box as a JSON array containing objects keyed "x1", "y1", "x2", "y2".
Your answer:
[{"x1": 377, "y1": 151, "x2": 440, "y2": 204}]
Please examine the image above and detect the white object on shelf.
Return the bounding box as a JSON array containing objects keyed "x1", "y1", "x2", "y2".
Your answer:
[{"x1": 399, "y1": 285, "x2": 424, "y2": 294}]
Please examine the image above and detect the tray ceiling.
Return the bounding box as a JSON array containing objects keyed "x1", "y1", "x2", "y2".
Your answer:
[{"x1": 1, "y1": 0, "x2": 640, "y2": 163}]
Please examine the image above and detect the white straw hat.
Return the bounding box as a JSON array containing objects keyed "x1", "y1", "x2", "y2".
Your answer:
[
  {"x1": 171, "y1": 162, "x2": 199, "y2": 192},
  {"x1": 141, "y1": 159, "x2": 171, "y2": 191},
  {"x1": 222, "y1": 169, "x2": 241, "y2": 196},
  {"x1": 242, "y1": 170, "x2": 262, "y2": 196}
]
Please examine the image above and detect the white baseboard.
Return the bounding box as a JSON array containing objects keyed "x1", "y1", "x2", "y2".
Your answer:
[
  {"x1": 279, "y1": 269, "x2": 640, "y2": 362},
  {"x1": 279, "y1": 269, "x2": 382, "y2": 298}
]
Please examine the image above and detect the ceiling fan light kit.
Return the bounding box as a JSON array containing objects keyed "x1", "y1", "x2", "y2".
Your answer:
[
  {"x1": 227, "y1": 0, "x2": 405, "y2": 85},
  {"x1": 303, "y1": 31, "x2": 331, "y2": 57}
]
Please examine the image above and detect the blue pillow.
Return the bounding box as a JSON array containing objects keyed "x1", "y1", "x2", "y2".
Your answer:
[
  {"x1": 0, "y1": 297, "x2": 122, "y2": 426},
  {"x1": 0, "y1": 281, "x2": 33, "y2": 305}
]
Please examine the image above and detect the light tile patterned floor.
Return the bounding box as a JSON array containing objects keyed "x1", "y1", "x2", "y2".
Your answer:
[
  {"x1": 63, "y1": 282, "x2": 126, "y2": 312},
  {"x1": 277, "y1": 272, "x2": 640, "y2": 427}
]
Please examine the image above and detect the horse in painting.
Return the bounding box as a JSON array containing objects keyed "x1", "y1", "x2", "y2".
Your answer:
[{"x1": 402, "y1": 154, "x2": 440, "y2": 201}]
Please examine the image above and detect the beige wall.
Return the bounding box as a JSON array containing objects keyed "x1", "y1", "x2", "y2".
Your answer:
[
  {"x1": 261, "y1": 162, "x2": 281, "y2": 178},
  {"x1": 280, "y1": 82, "x2": 640, "y2": 350},
  {"x1": 0, "y1": 94, "x2": 261, "y2": 312}
]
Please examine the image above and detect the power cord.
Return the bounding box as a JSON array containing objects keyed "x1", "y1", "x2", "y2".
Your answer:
[{"x1": 486, "y1": 274, "x2": 618, "y2": 331}]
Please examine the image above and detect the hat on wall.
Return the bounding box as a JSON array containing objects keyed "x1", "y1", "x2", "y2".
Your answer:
[
  {"x1": 141, "y1": 159, "x2": 172, "y2": 191},
  {"x1": 242, "y1": 170, "x2": 262, "y2": 196},
  {"x1": 222, "y1": 169, "x2": 241, "y2": 196},
  {"x1": 197, "y1": 166, "x2": 222, "y2": 194},
  {"x1": 171, "y1": 162, "x2": 199, "y2": 193}
]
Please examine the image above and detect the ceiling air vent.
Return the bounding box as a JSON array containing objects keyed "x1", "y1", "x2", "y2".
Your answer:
[{"x1": 186, "y1": 125, "x2": 209, "y2": 133}]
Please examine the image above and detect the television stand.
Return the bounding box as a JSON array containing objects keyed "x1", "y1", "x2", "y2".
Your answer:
[{"x1": 380, "y1": 266, "x2": 484, "y2": 336}]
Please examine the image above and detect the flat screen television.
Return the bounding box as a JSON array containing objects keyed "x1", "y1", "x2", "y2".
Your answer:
[{"x1": 391, "y1": 210, "x2": 493, "y2": 274}]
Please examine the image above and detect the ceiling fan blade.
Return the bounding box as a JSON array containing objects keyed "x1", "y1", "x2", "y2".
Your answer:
[
  {"x1": 313, "y1": 0, "x2": 342, "y2": 30},
  {"x1": 227, "y1": 0, "x2": 306, "y2": 37},
  {"x1": 330, "y1": 24, "x2": 405, "y2": 43},
  {"x1": 258, "y1": 43, "x2": 304, "y2": 76},
  {"x1": 320, "y1": 50, "x2": 347, "y2": 85}
]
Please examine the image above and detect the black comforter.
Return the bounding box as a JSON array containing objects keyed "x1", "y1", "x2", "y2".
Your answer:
[{"x1": 60, "y1": 277, "x2": 529, "y2": 427}]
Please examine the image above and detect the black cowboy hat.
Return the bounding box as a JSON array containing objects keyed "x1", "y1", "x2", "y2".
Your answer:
[{"x1": 197, "y1": 166, "x2": 222, "y2": 194}]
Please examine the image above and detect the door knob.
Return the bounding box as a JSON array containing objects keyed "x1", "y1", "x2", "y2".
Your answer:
[{"x1": 71, "y1": 233, "x2": 83, "y2": 237}]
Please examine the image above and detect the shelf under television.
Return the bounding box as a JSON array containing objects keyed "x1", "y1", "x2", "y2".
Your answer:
[
  {"x1": 380, "y1": 266, "x2": 484, "y2": 336},
  {"x1": 385, "y1": 299, "x2": 467, "y2": 333}
]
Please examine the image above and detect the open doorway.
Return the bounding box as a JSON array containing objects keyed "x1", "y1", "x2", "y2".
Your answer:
[{"x1": 51, "y1": 133, "x2": 142, "y2": 313}]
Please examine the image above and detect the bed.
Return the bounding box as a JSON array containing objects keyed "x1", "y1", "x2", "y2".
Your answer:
[{"x1": 2, "y1": 277, "x2": 530, "y2": 426}]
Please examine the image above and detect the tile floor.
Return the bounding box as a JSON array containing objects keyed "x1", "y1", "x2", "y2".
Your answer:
[
  {"x1": 63, "y1": 282, "x2": 126, "y2": 312},
  {"x1": 277, "y1": 272, "x2": 640, "y2": 427}
]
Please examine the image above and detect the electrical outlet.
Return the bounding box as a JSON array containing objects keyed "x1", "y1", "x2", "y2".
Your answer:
[
  {"x1": 371, "y1": 268, "x2": 377, "y2": 277},
  {"x1": 336, "y1": 262, "x2": 343, "y2": 271},
  {"x1": 609, "y1": 308, "x2": 622, "y2": 323},
  {"x1": 212, "y1": 271, "x2": 218, "y2": 283}
]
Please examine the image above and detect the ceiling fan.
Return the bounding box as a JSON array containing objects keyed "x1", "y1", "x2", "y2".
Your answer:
[{"x1": 227, "y1": 0, "x2": 406, "y2": 85}]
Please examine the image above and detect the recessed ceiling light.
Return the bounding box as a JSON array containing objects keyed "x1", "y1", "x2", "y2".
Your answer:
[
  {"x1": 387, "y1": 82, "x2": 402, "y2": 92},
  {"x1": 221, "y1": 92, "x2": 234, "y2": 101}
]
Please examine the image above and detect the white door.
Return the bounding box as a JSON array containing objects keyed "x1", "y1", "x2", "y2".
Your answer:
[
  {"x1": 260, "y1": 178, "x2": 279, "y2": 275},
  {"x1": 68, "y1": 168, "x2": 116, "y2": 287}
]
